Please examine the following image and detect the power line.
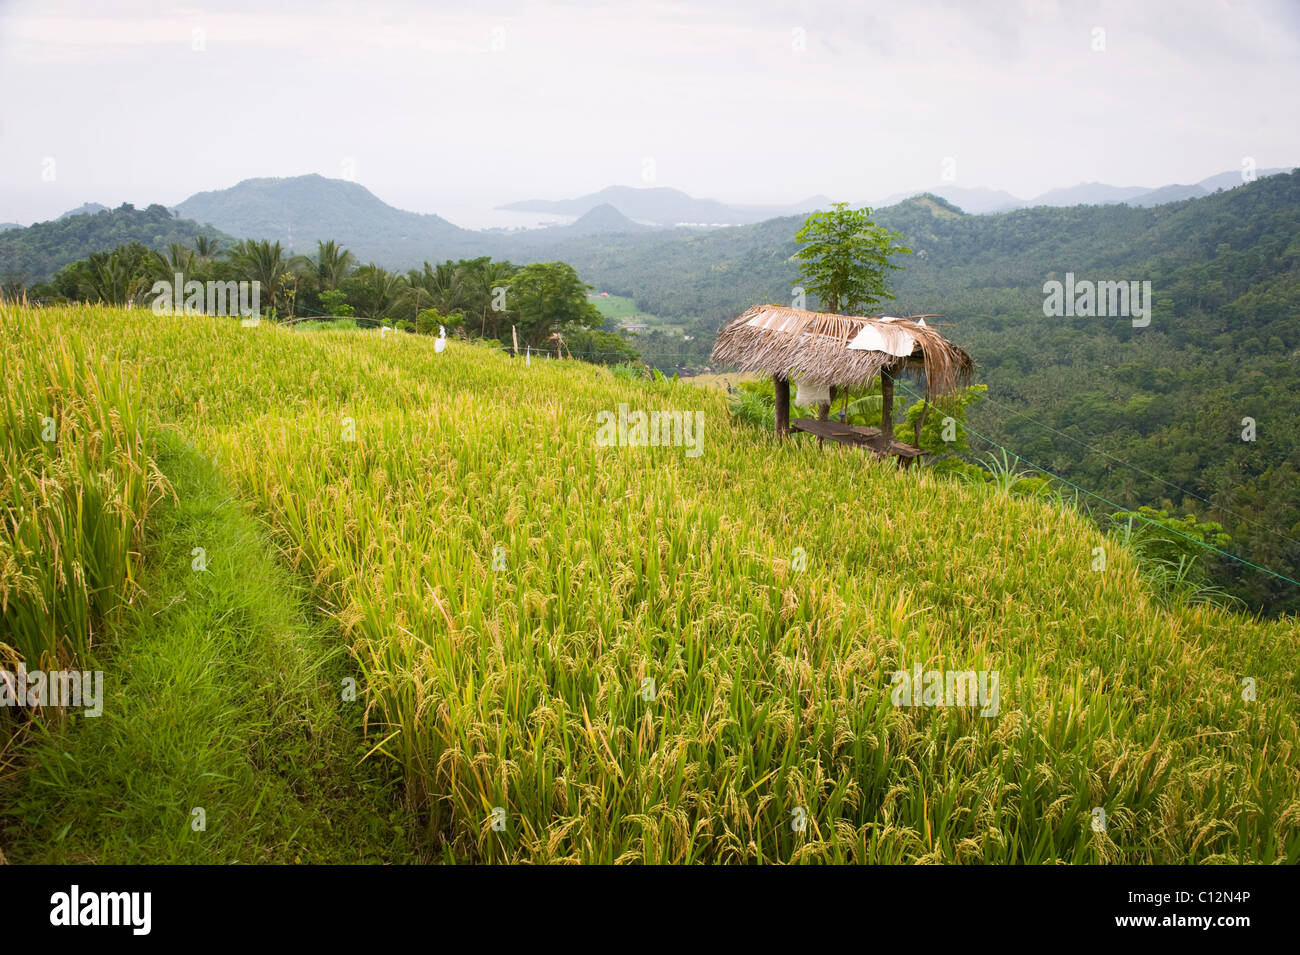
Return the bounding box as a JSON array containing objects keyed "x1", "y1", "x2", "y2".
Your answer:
[
  {"x1": 969, "y1": 386, "x2": 1300, "y2": 552},
  {"x1": 891, "y1": 379, "x2": 1300, "y2": 589}
]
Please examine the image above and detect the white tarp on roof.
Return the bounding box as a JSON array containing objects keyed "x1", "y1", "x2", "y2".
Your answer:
[
  {"x1": 846, "y1": 321, "x2": 917, "y2": 357},
  {"x1": 741, "y1": 307, "x2": 926, "y2": 356}
]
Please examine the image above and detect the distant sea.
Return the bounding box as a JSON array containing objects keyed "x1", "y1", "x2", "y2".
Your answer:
[{"x1": 400, "y1": 198, "x2": 576, "y2": 232}]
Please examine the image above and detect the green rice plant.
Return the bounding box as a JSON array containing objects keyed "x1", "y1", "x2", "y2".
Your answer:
[
  {"x1": 10, "y1": 304, "x2": 1299, "y2": 864},
  {"x1": 726, "y1": 380, "x2": 775, "y2": 430},
  {"x1": 0, "y1": 304, "x2": 167, "y2": 670}
]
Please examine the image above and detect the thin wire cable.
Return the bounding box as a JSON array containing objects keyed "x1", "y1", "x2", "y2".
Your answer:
[
  {"x1": 890, "y1": 379, "x2": 1300, "y2": 588},
  {"x1": 968, "y1": 385, "x2": 1300, "y2": 552}
]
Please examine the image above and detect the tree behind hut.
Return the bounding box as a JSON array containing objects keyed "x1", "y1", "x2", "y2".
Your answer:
[{"x1": 793, "y1": 202, "x2": 911, "y2": 313}]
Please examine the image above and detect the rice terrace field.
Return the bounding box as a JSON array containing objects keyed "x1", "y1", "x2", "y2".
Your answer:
[{"x1": 3, "y1": 302, "x2": 1297, "y2": 865}]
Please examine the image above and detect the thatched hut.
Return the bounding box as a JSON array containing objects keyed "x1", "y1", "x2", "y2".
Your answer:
[{"x1": 710, "y1": 304, "x2": 973, "y2": 455}]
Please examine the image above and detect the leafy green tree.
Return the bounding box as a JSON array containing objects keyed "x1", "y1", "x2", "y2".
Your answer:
[
  {"x1": 416, "y1": 307, "x2": 464, "y2": 336},
  {"x1": 563, "y1": 328, "x2": 641, "y2": 365},
  {"x1": 897, "y1": 384, "x2": 987, "y2": 454},
  {"x1": 318, "y1": 289, "x2": 354, "y2": 317},
  {"x1": 504, "y1": 261, "x2": 603, "y2": 348},
  {"x1": 793, "y1": 202, "x2": 912, "y2": 313},
  {"x1": 0, "y1": 202, "x2": 225, "y2": 289},
  {"x1": 1214, "y1": 462, "x2": 1300, "y2": 617}
]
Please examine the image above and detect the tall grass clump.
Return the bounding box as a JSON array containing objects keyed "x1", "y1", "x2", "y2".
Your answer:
[{"x1": 0, "y1": 304, "x2": 166, "y2": 671}]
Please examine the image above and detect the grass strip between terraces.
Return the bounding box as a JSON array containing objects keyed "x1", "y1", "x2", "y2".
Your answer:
[{"x1": 0, "y1": 431, "x2": 417, "y2": 864}]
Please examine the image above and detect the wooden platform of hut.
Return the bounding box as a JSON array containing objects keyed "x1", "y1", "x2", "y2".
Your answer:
[{"x1": 790, "y1": 418, "x2": 929, "y2": 468}]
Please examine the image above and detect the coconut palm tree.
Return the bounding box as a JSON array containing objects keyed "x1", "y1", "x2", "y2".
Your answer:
[
  {"x1": 468, "y1": 259, "x2": 516, "y2": 338},
  {"x1": 406, "y1": 260, "x2": 473, "y2": 316},
  {"x1": 224, "y1": 239, "x2": 289, "y2": 318},
  {"x1": 83, "y1": 246, "x2": 153, "y2": 305},
  {"x1": 346, "y1": 263, "x2": 408, "y2": 319},
  {"x1": 311, "y1": 240, "x2": 357, "y2": 292},
  {"x1": 149, "y1": 242, "x2": 196, "y2": 281},
  {"x1": 193, "y1": 235, "x2": 221, "y2": 262},
  {"x1": 406, "y1": 258, "x2": 516, "y2": 336}
]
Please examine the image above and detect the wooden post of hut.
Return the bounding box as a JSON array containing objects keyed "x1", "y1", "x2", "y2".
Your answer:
[
  {"x1": 815, "y1": 386, "x2": 835, "y2": 447},
  {"x1": 774, "y1": 374, "x2": 791, "y2": 437},
  {"x1": 880, "y1": 370, "x2": 895, "y2": 444},
  {"x1": 818, "y1": 386, "x2": 836, "y2": 422},
  {"x1": 913, "y1": 380, "x2": 930, "y2": 451}
]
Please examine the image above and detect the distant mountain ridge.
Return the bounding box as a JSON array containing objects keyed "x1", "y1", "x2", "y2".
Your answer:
[
  {"x1": 58, "y1": 202, "x2": 110, "y2": 219},
  {"x1": 500, "y1": 186, "x2": 829, "y2": 226},
  {"x1": 504, "y1": 168, "x2": 1293, "y2": 222},
  {"x1": 1023, "y1": 183, "x2": 1151, "y2": 206},
  {"x1": 874, "y1": 186, "x2": 1027, "y2": 215},
  {"x1": 880, "y1": 167, "x2": 1294, "y2": 213},
  {"x1": 172, "y1": 174, "x2": 488, "y2": 264},
  {"x1": 0, "y1": 203, "x2": 228, "y2": 284},
  {"x1": 9, "y1": 165, "x2": 1295, "y2": 282}
]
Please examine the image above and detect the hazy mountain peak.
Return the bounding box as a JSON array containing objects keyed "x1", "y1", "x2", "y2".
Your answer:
[
  {"x1": 57, "y1": 202, "x2": 109, "y2": 220},
  {"x1": 562, "y1": 203, "x2": 651, "y2": 233},
  {"x1": 877, "y1": 186, "x2": 1027, "y2": 215},
  {"x1": 898, "y1": 193, "x2": 966, "y2": 218},
  {"x1": 500, "y1": 185, "x2": 829, "y2": 227},
  {"x1": 171, "y1": 174, "x2": 472, "y2": 262}
]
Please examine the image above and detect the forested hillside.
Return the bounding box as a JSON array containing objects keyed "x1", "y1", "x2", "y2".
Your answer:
[{"x1": 0, "y1": 203, "x2": 228, "y2": 287}]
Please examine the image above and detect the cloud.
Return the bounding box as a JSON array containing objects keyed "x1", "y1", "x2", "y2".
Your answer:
[{"x1": 0, "y1": 0, "x2": 1295, "y2": 224}]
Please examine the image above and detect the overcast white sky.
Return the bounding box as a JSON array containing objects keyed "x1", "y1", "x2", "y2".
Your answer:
[{"x1": 1, "y1": 0, "x2": 1297, "y2": 227}]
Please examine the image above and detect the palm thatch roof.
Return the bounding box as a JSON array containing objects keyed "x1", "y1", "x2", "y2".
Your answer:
[{"x1": 710, "y1": 304, "x2": 973, "y2": 395}]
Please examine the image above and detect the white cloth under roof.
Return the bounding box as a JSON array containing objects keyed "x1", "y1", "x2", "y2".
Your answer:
[
  {"x1": 795, "y1": 377, "x2": 832, "y2": 406},
  {"x1": 846, "y1": 322, "x2": 917, "y2": 357}
]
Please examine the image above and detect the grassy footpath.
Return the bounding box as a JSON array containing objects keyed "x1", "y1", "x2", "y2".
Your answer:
[{"x1": 0, "y1": 432, "x2": 417, "y2": 864}]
